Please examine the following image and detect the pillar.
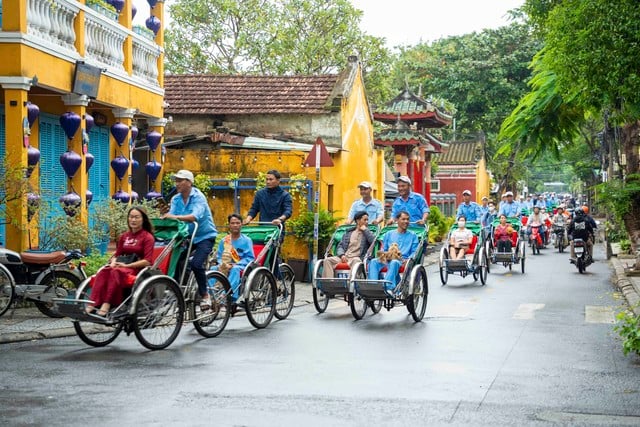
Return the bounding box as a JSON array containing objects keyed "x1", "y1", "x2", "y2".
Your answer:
[
  {"x1": 1, "y1": 77, "x2": 31, "y2": 251},
  {"x1": 120, "y1": 0, "x2": 133, "y2": 74},
  {"x1": 3, "y1": 0, "x2": 27, "y2": 33},
  {"x1": 147, "y1": 117, "x2": 167, "y2": 193},
  {"x1": 112, "y1": 108, "x2": 136, "y2": 200},
  {"x1": 154, "y1": 1, "x2": 166, "y2": 87},
  {"x1": 62, "y1": 94, "x2": 90, "y2": 225}
]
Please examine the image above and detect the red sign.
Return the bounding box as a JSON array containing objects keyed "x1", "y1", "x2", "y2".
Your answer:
[{"x1": 304, "y1": 137, "x2": 333, "y2": 167}]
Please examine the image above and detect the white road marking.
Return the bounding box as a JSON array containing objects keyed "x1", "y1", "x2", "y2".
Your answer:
[
  {"x1": 512, "y1": 303, "x2": 545, "y2": 320},
  {"x1": 585, "y1": 305, "x2": 616, "y2": 324}
]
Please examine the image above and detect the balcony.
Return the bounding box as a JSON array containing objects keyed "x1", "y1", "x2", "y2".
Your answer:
[{"x1": 4, "y1": 0, "x2": 163, "y2": 92}]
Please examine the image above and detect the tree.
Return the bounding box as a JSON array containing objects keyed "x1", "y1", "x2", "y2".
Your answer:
[{"x1": 164, "y1": 0, "x2": 394, "y2": 104}]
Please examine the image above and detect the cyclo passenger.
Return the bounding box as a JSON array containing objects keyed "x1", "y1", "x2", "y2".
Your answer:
[
  {"x1": 494, "y1": 214, "x2": 516, "y2": 253},
  {"x1": 322, "y1": 211, "x2": 375, "y2": 278},
  {"x1": 209, "y1": 214, "x2": 255, "y2": 305},
  {"x1": 162, "y1": 169, "x2": 218, "y2": 311},
  {"x1": 568, "y1": 207, "x2": 594, "y2": 262},
  {"x1": 449, "y1": 215, "x2": 473, "y2": 260},
  {"x1": 86, "y1": 207, "x2": 155, "y2": 317},
  {"x1": 368, "y1": 211, "x2": 419, "y2": 293}
]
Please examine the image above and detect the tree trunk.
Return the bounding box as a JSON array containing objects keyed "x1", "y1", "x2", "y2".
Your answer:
[{"x1": 619, "y1": 121, "x2": 640, "y2": 269}]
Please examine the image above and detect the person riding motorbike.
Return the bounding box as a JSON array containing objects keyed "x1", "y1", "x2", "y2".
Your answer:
[
  {"x1": 568, "y1": 208, "x2": 594, "y2": 263},
  {"x1": 526, "y1": 206, "x2": 547, "y2": 246},
  {"x1": 551, "y1": 206, "x2": 569, "y2": 248}
]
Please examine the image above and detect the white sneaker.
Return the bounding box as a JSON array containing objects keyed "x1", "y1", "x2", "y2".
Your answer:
[{"x1": 200, "y1": 295, "x2": 212, "y2": 311}]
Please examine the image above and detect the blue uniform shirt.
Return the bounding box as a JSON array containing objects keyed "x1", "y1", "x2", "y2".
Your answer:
[
  {"x1": 216, "y1": 234, "x2": 255, "y2": 270},
  {"x1": 457, "y1": 202, "x2": 482, "y2": 223},
  {"x1": 498, "y1": 201, "x2": 520, "y2": 218},
  {"x1": 383, "y1": 229, "x2": 419, "y2": 259},
  {"x1": 348, "y1": 198, "x2": 383, "y2": 222},
  {"x1": 169, "y1": 187, "x2": 217, "y2": 244},
  {"x1": 391, "y1": 192, "x2": 430, "y2": 222}
]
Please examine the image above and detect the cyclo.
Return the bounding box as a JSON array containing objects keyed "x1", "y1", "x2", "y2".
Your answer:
[
  {"x1": 348, "y1": 223, "x2": 429, "y2": 322},
  {"x1": 311, "y1": 223, "x2": 380, "y2": 315},
  {"x1": 439, "y1": 222, "x2": 488, "y2": 285},
  {"x1": 54, "y1": 218, "x2": 233, "y2": 350},
  {"x1": 209, "y1": 222, "x2": 295, "y2": 329},
  {"x1": 485, "y1": 217, "x2": 526, "y2": 273}
]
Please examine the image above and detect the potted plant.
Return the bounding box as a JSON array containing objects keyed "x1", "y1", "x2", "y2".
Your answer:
[
  {"x1": 86, "y1": 0, "x2": 119, "y2": 20},
  {"x1": 254, "y1": 171, "x2": 267, "y2": 192},
  {"x1": 225, "y1": 172, "x2": 241, "y2": 189},
  {"x1": 193, "y1": 173, "x2": 213, "y2": 195},
  {"x1": 133, "y1": 24, "x2": 155, "y2": 40},
  {"x1": 288, "y1": 206, "x2": 341, "y2": 255}
]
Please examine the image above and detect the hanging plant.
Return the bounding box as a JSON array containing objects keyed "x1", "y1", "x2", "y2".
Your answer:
[
  {"x1": 225, "y1": 172, "x2": 241, "y2": 188},
  {"x1": 255, "y1": 171, "x2": 267, "y2": 192},
  {"x1": 287, "y1": 173, "x2": 309, "y2": 209}
]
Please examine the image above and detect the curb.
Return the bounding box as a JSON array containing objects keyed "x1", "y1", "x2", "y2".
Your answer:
[{"x1": 610, "y1": 256, "x2": 640, "y2": 316}]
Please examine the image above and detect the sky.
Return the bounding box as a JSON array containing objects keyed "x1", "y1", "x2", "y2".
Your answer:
[{"x1": 132, "y1": 0, "x2": 525, "y2": 47}]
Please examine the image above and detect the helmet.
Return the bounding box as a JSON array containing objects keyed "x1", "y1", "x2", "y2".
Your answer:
[
  {"x1": 574, "y1": 208, "x2": 585, "y2": 218},
  {"x1": 582, "y1": 205, "x2": 589, "y2": 214}
]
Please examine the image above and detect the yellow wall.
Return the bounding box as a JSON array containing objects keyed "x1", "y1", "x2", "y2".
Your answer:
[{"x1": 475, "y1": 157, "x2": 492, "y2": 200}]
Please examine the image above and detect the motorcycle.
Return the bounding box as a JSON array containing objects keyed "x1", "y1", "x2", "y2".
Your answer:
[
  {"x1": 552, "y1": 225, "x2": 567, "y2": 253},
  {"x1": 529, "y1": 225, "x2": 544, "y2": 255},
  {"x1": 571, "y1": 238, "x2": 592, "y2": 273},
  {"x1": 0, "y1": 248, "x2": 86, "y2": 318}
]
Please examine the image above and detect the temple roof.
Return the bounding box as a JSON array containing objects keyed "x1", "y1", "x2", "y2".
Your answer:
[
  {"x1": 436, "y1": 140, "x2": 484, "y2": 165},
  {"x1": 374, "y1": 129, "x2": 447, "y2": 153},
  {"x1": 373, "y1": 88, "x2": 453, "y2": 128}
]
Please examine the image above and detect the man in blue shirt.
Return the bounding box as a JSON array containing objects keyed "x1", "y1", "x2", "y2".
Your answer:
[
  {"x1": 243, "y1": 169, "x2": 293, "y2": 226},
  {"x1": 498, "y1": 191, "x2": 520, "y2": 218},
  {"x1": 457, "y1": 189, "x2": 483, "y2": 223},
  {"x1": 368, "y1": 211, "x2": 419, "y2": 293},
  {"x1": 163, "y1": 169, "x2": 218, "y2": 311},
  {"x1": 389, "y1": 176, "x2": 429, "y2": 225},
  {"x1": 347, "y1": 181, "x2": 384, "y2": 226}
]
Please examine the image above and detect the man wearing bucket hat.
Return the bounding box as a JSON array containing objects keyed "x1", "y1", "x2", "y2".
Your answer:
[
  {"x1": 456, "y1": 189, "x2": 482, "y2": 223},
  {"x1": 163, "y1": 169, "x2": 218, "y2": 311},
  {"x1": 498, "y1": 191, "x2": 520, "y2": 218},
  {"x1": 346, "y1": 181, "x2": 384, "y2": 226},
  {"x1": 388, "y1": 176, "x2": 429, "y2": 225}
]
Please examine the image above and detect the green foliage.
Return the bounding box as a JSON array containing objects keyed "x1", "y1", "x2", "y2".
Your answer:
[
  {"x1": 193, "y1": 173, "x2": 212, "y2": 195},
  {"x1": 86, "y1": 0, "x2": 116, "y2": 12},
  {"x1": 82, "y1": 253, "x2": 112, "y2": 277},
  {"x1": 615, "y1": 307, "x2": 640, "y2": 357},
  {"x1": 427, "y1": 205, "x2": 454, "y2": 243},
  {"x1": 596, "y1": 174, "x2": 640, "y2": 222},
  {"x1": 288, "y1": 207, "x2": 342, "y2": 251},
  {"x1": 619, "y1": 239, "x2": 632, "y2": 254},
  {"x1": 605, "y1": 220, "x2": 628, "y2": 243},
  {"x1": 255, "y1": 171, "x2": 267, "y2": 192},
  {"x1": 162, "y1": 172, "x2": 175, "y2": 198},
  {"x1": 287, "y1": 173, "x2": 308, "y2": 209}
]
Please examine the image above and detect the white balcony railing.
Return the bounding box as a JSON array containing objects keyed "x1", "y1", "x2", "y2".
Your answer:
[
  {"x1": 132, "y1": 37, "x2": 161, "y2": 84},
  {"x1": 84, "y1": 7, "x2": 127, "y2": 71},
  {"x1": 27, "y1": 0, "x2": 79, "y2": 54}
]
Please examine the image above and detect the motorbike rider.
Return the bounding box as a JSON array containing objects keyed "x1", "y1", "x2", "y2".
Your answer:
[
  {"x1": 527, "y1": 205, "x2": 547, "y2": 246},
  {"x1": 551, "y1": 205, "x2": 569, "y2": 247},
  {"x1": 568, "y1": 208, "x2": 594, "y2": 263}
]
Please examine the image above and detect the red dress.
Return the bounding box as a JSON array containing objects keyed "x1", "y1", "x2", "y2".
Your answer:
[{"x1": 90, "y1": 229, "x2": 155, "y2": 307}]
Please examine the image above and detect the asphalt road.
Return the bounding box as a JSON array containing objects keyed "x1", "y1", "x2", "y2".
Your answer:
[{"x1": 1, "y1": 244, "x2": 639, "y2": 426}]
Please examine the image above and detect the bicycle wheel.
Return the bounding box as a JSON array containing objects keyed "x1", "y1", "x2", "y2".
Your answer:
[
  {"x1": 245, "y1": 268, "x2": 276, "y2": 329},
  {"x1": 274, "y1": 263, "x2": 295, "y2": 320},
  {"x1": 484, "y1": 241, "x2": 492, "y2": 274},
  {"x1": 479, "y1": 248, "x2": 488, "y2": 286},
  {"x1": 34, "y1": 271, "x2": 82, "y2": 318},
  {"x1": 0, "y1": 265, "x2": 15, "y2": 317},
  {"x1": 73, "y1": 280, "x2": 123, "y2": 347},
  {"x1": 369, "y1": 300, "x2": 383, "y2": 314},
  {"x1": 439, "y1": 247, "x2": 449, "y2": 285},
  {"x1": 520, "y1": 242, "x2": 526, "y2": 274},
  {"x1": 407, "y1": 267, "x2": 428, "y2": 322},
  {"x1": 132, "y1": 277, "x2": 184, "y2": 350},
  {"x1": 349, "y1": 264, "x2": 367, "y2": 320},
  {"x1": 312, "y1": 261, "x2": 329, "y2": 313},
  {"x1": 193, "y1": 271, "x2": 232, "y2": 338}
]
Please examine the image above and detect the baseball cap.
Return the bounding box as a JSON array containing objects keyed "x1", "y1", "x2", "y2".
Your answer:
[
  {"x1": 462, "y1": 190, "x2": 471, "y2": 196},
  {"x1": 358, "y1": 181, "x2": 373, "y2": 189},
  {"x1": 505, "y1": 191, "x2": 514, "y2": 196},
  {"x1": 173, "y1": 169, "x2": 194, "y2": 182},
  {"x1": 481, "y1": 196, "x2": 488, "y2": 201},
  {"x1": 397, "y1": 176, "x2": 412, "y2": 185}
]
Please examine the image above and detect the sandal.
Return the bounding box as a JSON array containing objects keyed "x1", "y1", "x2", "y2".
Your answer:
[{"x1": 200, "y1": 296, "x2": 211, "y2": 311}]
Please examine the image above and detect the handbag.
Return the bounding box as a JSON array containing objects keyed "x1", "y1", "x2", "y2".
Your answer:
[{"x1": 115, "y1": 253, "x2": 139, "y2": 264}]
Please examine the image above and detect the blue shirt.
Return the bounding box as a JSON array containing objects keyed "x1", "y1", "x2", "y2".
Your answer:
[
  {"x1": 348, "y1": 198, "x2": 383, "y2": 222},
  {"x1": 391, "y1": 192, "x2": 430, "y2": 222},
  {"x1": 498, "y1": 201, "x2": 520, "y2": 218},
  {"x1": 457, "y1": 202, "x2": 482, "y2": 223},
  {"x1": 248, "y1": 186, "x2": 293, "y2": 222},
  {"x1": 169, "y1": 187, "x2": 217, "y2": 244},
  {"x1": 216, "y1": 234, "x2": 255, "y2": 270},
  {"x1": 383, "y1": 229, "x2": 419, "y2": 259}
]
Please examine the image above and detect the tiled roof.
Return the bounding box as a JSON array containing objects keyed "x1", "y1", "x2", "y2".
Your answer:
[
  {"x1": 374, "y1": 129, "x2": 446, "y2": 152},
  {"x1": 373, "y1": 88, "x2": 453, "y2": 127},
  {"x1": 164, "y1": 74, "x2": 341, "y2": 115},
  {"x1": 436, "y1": 140, "x2": 484, "y2": 165}
]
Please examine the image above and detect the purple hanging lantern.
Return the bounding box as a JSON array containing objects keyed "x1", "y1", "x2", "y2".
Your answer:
[
  {"x1": 60, "y1": 111, "x2": 81, "y2": 140},
  {"x1": 146, "y1": 130, "x2": 162, "y2": 152},
  {"x1": 85, "y1": 152, "x2": 94, "y2": 173},
  {"x1": 27, "y1": 193, "x2": 40, "y2": 222},
  {"x1": 130, "y1": 125, "x2": 139, "y2": 141},
  {"x1": 26, "y1": 146, "x2": 40, "y2": 178},
  {"x1": 110, "y1": 0, "x2": 124, "y2": 13},
  {"x1": 86, "y1": 190, "x2": 93, "y2": 207},
  {"x1": 145, "y1": 160, "x2": 162, "y2": 182},
  {"x1": 145, "y1": 15, "x2": 161, "y2": 35},
  {"x1": 131, "y1": 159, "x2": 140, "y2": 170},
  {"x1": 27, "y1": 102, "x2": 40, "y2": 129},
  {"x1": 147, "y1": 0, "x2": 159, "y2": 8},
  {"x1": 112, "y1": 190, "x2": 131, "y2": 203},
  {"x1": 84, "y1": 113, "x2": 94, "y2": 133},
  {"x1": 110, "y1": 122, "x2": 129, "y2": 146},
  {"x1": 131, "y1": 191, "x2": 139, "y2": 201},
  {"x1": 145, "y1": 191, "x2": 163, "y2": 200},
  {"x1": 110, "y1": 155, "x2": 130, "y2": 180},
  {"x1": 60, "y1": 150, "x2": 82, "y2": 179},
  {"x1": 131, "y1": 2, "x2": 137, "y2": 19},
  {"x1": 60, "y1": 192, "x2": 82, "y2": 217}
]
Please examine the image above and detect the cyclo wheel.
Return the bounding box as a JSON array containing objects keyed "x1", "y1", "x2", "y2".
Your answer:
[
  {"x1": 369, "y1": 300, "x2": 383, "y2": 314},
  {"x1": 439, "y1": 247, "x2": 449, "y2": 285},
  {"x1": 312, "y1": 261, "x2": 329, "y2": 314},
  {"x1": 73, "y1": 279, "x2": 123, "y2": 347},
  {"x1": 34, "y1": 270, "x2": 82, "y2": 318},
  {"x1": 407, "y1": 266, "x2": 428, "y2": 322},
  {"x1": 349, "y1": 264, "x2": 367, "y2": 320},
  {"x1": 245, "y1": 268, "x2": 277, "y2": 329},
  {"x1": 520, "y1": 241, "x2": 526, "y2": 274},
  {"x1": 0, "y1": 265, "x2": 15, "y2": 317},
  {"x1": 274, "y1": 263, "x2": 295, "y2": 320},
  {"x1": 132, "y1": 277, "x2": 184, "y2": 350},
  {"x1": 193, "y1": 271, "x2": 232, "y2": 338},
  {"x1": 484, "y1": 241, "x2": 492, "y2": 274},
  {"x1": 479, "y1": 248, "x2": 488, "y2": 286}
]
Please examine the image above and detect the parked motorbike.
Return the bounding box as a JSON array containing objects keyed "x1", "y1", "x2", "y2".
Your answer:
[
  {"x1": 0, "y1": 248, "x2": 86, "y2": 318},
  {"x1": 571, "y1": 238, "x2": 592, "y2": 273}
]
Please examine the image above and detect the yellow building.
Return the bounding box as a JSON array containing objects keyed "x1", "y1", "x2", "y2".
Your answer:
[{"x1": 0, "y1": 0, "x2": 166, "y2": 251}]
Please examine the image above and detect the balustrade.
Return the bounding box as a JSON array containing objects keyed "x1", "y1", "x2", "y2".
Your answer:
[
  {"x1": 84, "y1": 8, "x2": 127, "y2": 71},
  {"x1": 26, "y1": 0, "x2": 78, "y2": 54},
  {"x1": 132, "y1": 36, "x2": 161, "y2": 85}
]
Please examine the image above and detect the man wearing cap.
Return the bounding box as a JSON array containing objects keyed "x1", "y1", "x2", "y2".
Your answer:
[
  {"x1": 479, "y1": 196, "x2": 489, "y2": 219},
  {"x1": 498, "y1": 191, "x2": 520, "y2": 218},
  {"x1": 163, "y1": 169, "x2": 218, "y2": 311},
  {"x1": 388, "y1": 176, "x2": 429, "y2": 225},
  {"x1": 456, "y1": 190, "x2": 482, "y2": 223},
  {"x1": 347, "y1": 181, "x2": 384, "y2": 226}
]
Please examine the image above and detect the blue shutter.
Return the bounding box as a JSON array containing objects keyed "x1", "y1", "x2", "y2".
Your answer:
[
  {"x1": 0, "y1": 107, "x2": 5, "y2": 245},
  {"x1": 88, "y1": 126, "x2": 111, "y2": 236},
  {"x1": 39, "y1": 114, "x2": 68, "y2": 242}
]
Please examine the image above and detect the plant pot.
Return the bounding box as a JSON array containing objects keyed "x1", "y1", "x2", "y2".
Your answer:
[
  {"x1": 87, "y1": 3, "x2": 119, "y2": 20},
  {"x1": 288, "y1": 258, "x2": 308, "y2": 282},
  {"x1": 228, "y1": 181, "x2": 236, "y2": 189}
]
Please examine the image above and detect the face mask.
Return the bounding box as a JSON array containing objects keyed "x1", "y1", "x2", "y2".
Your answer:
[
  {"x1": 458, "y1": 221, "x2": 465, "y2": 228},
  {"x1": 489, "y1": 207, "x2": 495, "y2": 213}
]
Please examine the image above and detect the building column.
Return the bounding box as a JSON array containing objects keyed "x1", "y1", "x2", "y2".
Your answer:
[
  {"x1": 147, "y1": 117, "x2": 167, "y2": 193},
  {"x1": 154, "y1": 1, "x2": 166, "y2": 87},
  {"x1": 393, "y1": 146, "x2": 408, "y2": 176},
  {"x1": 112, "y1": 108, "x2": 137, "y2": 199},
  {"x1": 1, "y1": 77, "x2": 31, "y2": 251},
  {"x1": 62, "y1": 94, "x2": 90, "y2": 226}
]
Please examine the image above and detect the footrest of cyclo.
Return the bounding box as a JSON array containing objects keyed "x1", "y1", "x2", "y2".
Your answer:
[
  {"x1": 52, "y1": 299, "x2": 112, "y2": 324},
  {"x1": 355, "y1": 280, "x2": 391, "y2": 300},
  {"x1": 446, "y1": 259, "x2": 470, "y2": 271},
  {"x1": 316, "y1": 278, "x2": 350, "y2": 296},
  {"x1": 494, "y1": 252, "x2": 514, "y2": 262}
]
